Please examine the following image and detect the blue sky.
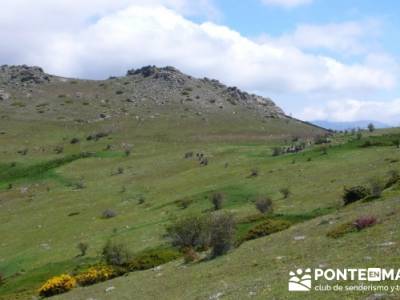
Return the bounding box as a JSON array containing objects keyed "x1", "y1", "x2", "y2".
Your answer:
[{"x1": 0, "y1": 0, "x2": 399, "y2": 124}]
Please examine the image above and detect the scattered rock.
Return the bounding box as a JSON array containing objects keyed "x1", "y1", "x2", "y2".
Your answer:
[
  {"x1": 209, "y1": 292, "x2": 224, "y2": 300},
  {"x1": 105, "y1": 286, "x2": 115, "y2": 293},
  {"x1": 293, "y1": 235, "x2": 305, "y2": 241}
]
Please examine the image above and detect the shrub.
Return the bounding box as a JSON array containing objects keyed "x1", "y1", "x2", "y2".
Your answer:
[
  {"x1": 354, "y1": 216, "x2": 377, "y2": 230},
  {"x1": 165, "y1": 215, "x2": 211, "y2": 251},
  {"x1": 343, "y1": 186, "x2": 370, "y2": 205},
  {"x1": 102, "y1": 240, "x2": 132, "y2": 266},
  {"x1": 255, "y1": 197, "x2": 273, "y2": 214},
  {"x1": 326, "y1": 222, "x2": 356, "y2": 239},
  {"x1": 102, "y1": 209, "x2": 117, "y2": 219},
  {"x1": 368, "y1": 177, "x2": 384, "y2": 198},
  {"x1": 211, "y1": 192, "x2": 224, "y2": 210},
  {"x1": 368, "y1": 123, "x2": 375, "y2": 132},
  {"x1": 272, "y1": 147, "x2": 282, "y2": 156},
  {"x1": 280, "y1": 187, "x2": 291, "y2": 199},
  {"x1": 327, "y1": 216, "x2": 377, "y2": 239},
  {"x1": 393, "y1": 139, "x2": 400, "y2": 148},
  {"x1": 249, "y1": 169, "x2": 259, "y2": 177},
  {"x1": 175, "y1": 198, "x2": 193, "y2": 209},
  {"x1": 128, "y1": 248, "x2": 181, "y2": 271},
  {"x1": 75, "y1": 265, "x2": 116, "y2": 286},
  {"x1": 86, "y1": 132, "x2": 109, "y2": 141},
  {"x1": 70, "y1": 137, "x2": 80, "y2": 144},
  {"x1": 77, "y1": 242, "x2": 88, "y2": 257},
  {"x1": 38, "y1": 274, "x2": 76, "y2": 297},
  {"x1": 243, "y1": 219, "x2": 291, "y2": 241},
  {"x1": 0, "y1": 273, "x2": 4, "y2": 286},
  {"x1": 386, "y1": 169, "x2": 400, "y2": 188},
  {"x1": 209, "y1": 213, "x2": 236, "y2": 257}
]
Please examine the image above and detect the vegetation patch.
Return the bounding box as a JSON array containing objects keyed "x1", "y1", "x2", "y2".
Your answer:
[
  {"x1": 241, "y1": 219, "x2": 291, "y2": 242},
  {"x1": 327, "y1": 216, "x2": 377, "y2": 239},
  {"x1": 37, "y1": 274, "x2": 76, "y2": 297},
  {"x1": 343, "y1": 186, "x2": 370, "y2": 205},
  {"x1": 128, "y1": 247, "x2": 181, "y2": 271},
  {"x1": 0, "y1": 152, "x2": 94, "y2": 184},
  {"x1": 75, "y1": 265, "x2": 117, "y2": 287}
]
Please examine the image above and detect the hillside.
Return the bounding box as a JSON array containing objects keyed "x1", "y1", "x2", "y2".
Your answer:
[{"x1": 0, "y1": 65, "x2": 400, "y2": 300}]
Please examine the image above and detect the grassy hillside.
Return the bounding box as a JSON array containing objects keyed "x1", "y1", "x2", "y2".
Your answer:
[{"x1": 1, "y1": 66, "x2": 399, "y2": 300}]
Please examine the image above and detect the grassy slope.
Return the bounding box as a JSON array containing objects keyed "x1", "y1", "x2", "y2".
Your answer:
[{"x1": 0, "y1": 116, "x2": 399, "y2": 299}]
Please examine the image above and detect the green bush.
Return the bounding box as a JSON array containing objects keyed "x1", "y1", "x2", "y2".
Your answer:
[
  {"x1": 255, "y1": 197, "x2": 273, "y2": 214},
  {"x1": 211, "y1": 192, "x2": 224, "y2": 210},
  {"x1": 77, "y1": 242, "x2": 88, "y2": 257},
  {"x1": 280, "y1": 187, "x2": 291, "y2": 199},
  {"x1": 326, "y1": 217, "x2": 377, "y2": 239},
  {"x1": 272, "y1": 147, "x2": 282, "y2": 156},
  {"x1": 326, "y1": 222, "x2": 356, "y2": 238},
  {"x1": 128, "y1": 248, "x2": 181, "y2": 271},
  {"x1": 368, "y1": 177, "x2": 384, "y2": 198},
  {"x1": 102, "y1": 240, "x2": 132, "y2": 266},
  {"x1": 175, "y1": 198, "x2": 193, "y2": 209},
  {"x1": 165, "y1": 215, "x2": 211, "y2": 251},
  {"x1": 343, "y1": 186, "x2": 370, "y2": 205},
  {"x1": 209, "y1": 212, "x2": 236, "y2": 257},
  {"x1": 243, "y1": 219, "x2": 291, "y2": 241}
]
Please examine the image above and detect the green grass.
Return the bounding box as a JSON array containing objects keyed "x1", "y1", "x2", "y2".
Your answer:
[{"x1": 0, "y1": 117, "x2": 400, "y2": 299}]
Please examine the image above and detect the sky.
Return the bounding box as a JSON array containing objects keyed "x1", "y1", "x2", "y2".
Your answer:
[{"x1": 0, "y1": 0, "x2": 399, "y2": 124}]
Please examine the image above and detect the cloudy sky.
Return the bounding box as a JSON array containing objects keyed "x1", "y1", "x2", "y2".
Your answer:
[{"x1": 1, "y1": 0, "x2": 399, "y2": 124}]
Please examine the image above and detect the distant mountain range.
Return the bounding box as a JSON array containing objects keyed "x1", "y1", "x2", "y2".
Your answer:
[{"x1": 311, "y1": 120, "x2": 391, "y2": 131}]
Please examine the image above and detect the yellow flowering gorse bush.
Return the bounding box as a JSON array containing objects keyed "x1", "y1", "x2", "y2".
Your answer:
[
  {"x1": 75, "y1": 265, "x2": 116, "y2": 286},
  {"x1": 38, "y1": 274, "x2": 76, "y2": 297}
]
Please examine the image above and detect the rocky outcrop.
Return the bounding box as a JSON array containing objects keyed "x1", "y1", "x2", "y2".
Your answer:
[
  {"x1": 127, "y1": 65, "x2": 186, "y2": 85},
  {"x1": 0, "y1": 65, "x2": 51, "y2": 86}
]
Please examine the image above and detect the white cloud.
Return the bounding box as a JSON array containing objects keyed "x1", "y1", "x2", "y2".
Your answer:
[
  {"x1": 261, "y1": 0, "x2": 313, "y2": 8},
  {"x1": 0, "y1": 2, "x2": 395, "y2": 96},
  {"x1": 298, "y1": 99, "x2": 400, "y2": 125},
  {"x1": 272, "y1": 20, "x2": 381, "y2": 54}
]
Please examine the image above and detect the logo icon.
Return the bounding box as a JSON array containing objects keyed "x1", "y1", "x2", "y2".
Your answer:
[
  {"x1": 289, "y1": 268, "x2": 312, "y2": 291},
  {"x1": 367, "y1": 268, "x2": 382, "y2": 281}
]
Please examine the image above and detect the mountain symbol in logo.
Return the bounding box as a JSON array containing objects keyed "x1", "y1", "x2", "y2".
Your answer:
[{"x1": 289, "y1": 268, "x2": 312, "y2": 291}]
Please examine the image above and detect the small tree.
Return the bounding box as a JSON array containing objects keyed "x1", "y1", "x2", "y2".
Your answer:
[
  {"x1": 102, "y1": 240, "x2": 132, "y2": 266},
  {"x1": 165, "y1": 215, "x2": 211, "y2": 252},
  {"x1": 211, "y1": 192, "x2": 224, "y2": 210},
  {"x1": 272, "y1": 147, "x2": 282, "y2": 156},
  {"x1": 77, "y1": 242, "x2": 88, "y2": 257},
  {"x1": 255, "y1": 197, "x2": 273, "y2": 214},
  {"x1": 209, "y1": 213, "x2": 236, "y2": 257},
  {"x1": 368, "y1": 177, "x2": 384, "y2": 198},
  {"x1": 280, "y1": 187, "x2": 291, "y2": 199},
  {"x1": 367, "y1": 123, "x2": 375, "y2": 132}
]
